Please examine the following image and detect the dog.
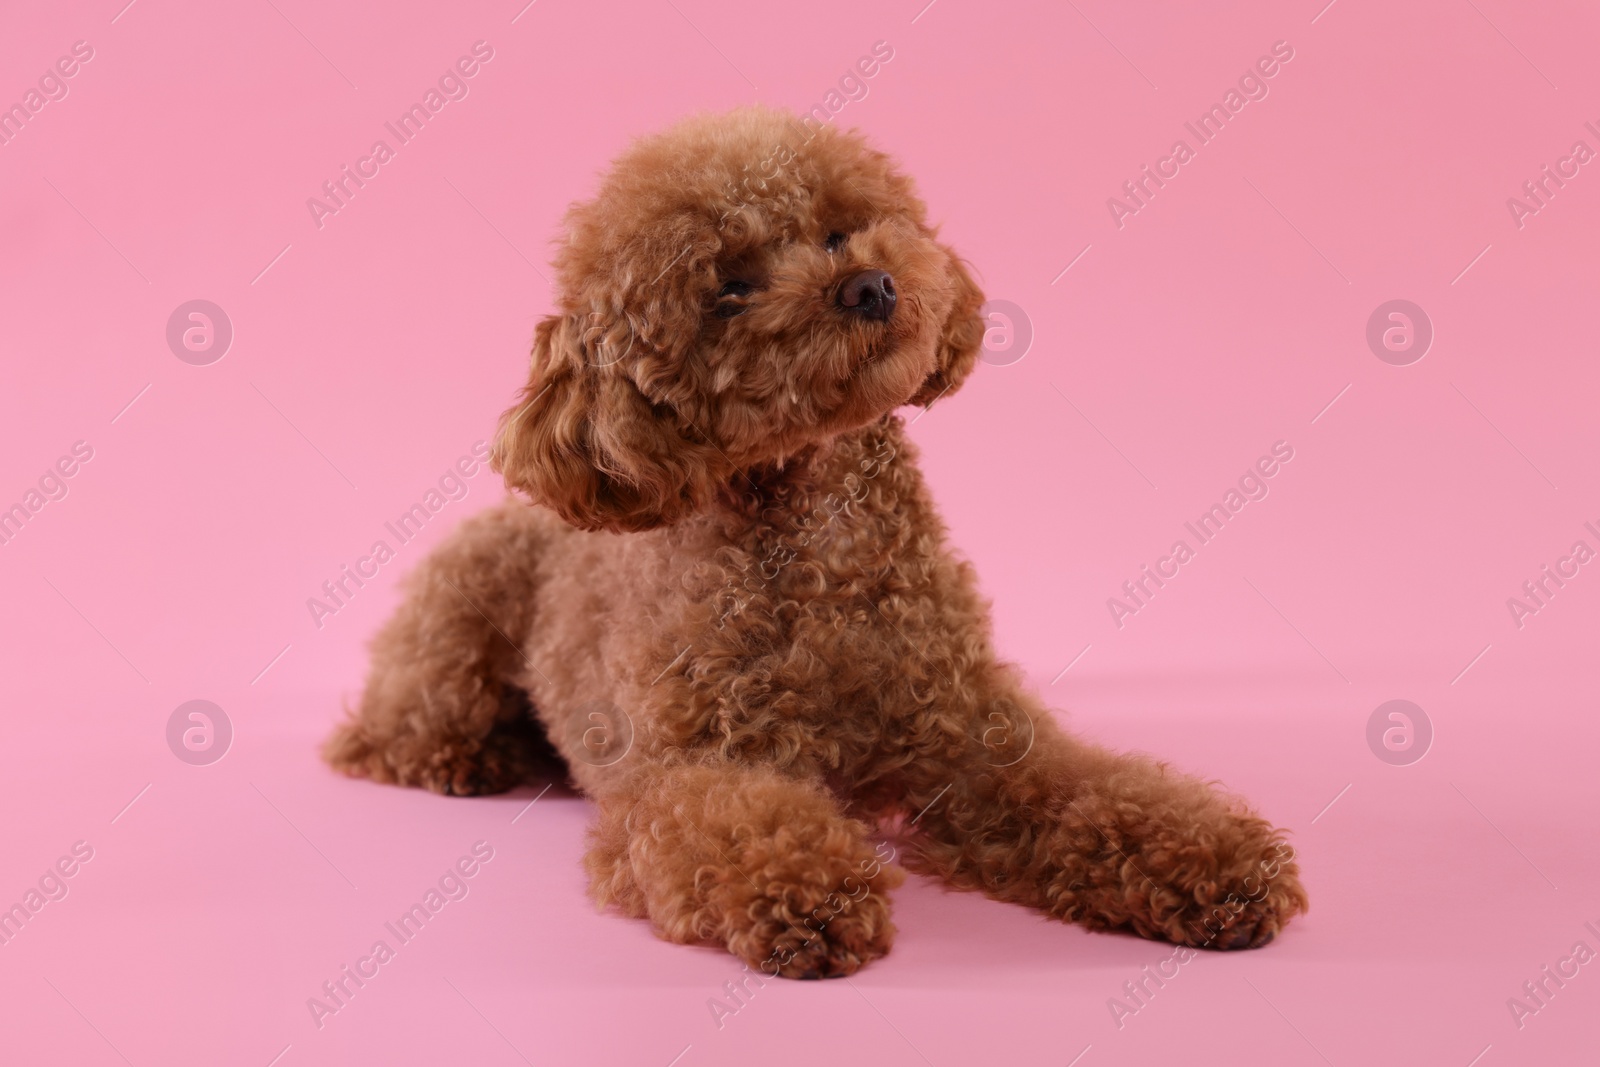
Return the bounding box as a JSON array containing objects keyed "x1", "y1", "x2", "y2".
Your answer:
[{"x1": 324, "y1": 105, "x2": 1307, "y2": 978}]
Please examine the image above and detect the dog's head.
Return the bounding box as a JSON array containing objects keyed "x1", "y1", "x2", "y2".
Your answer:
[{"x1": 492, "y1": 106, "x2": 986, "y2": 532}]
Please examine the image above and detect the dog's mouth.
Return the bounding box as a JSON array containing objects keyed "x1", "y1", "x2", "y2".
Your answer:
[
  {"x1": 853, "y1": 330, "x2": 897, "y2": 369},
  {"x1": 831, "y1": 321, "x2": 939, "y2": 419}
]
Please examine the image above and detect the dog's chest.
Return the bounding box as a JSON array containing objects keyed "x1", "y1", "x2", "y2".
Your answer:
[
  {"x1": 674, "y1": 446, "x2": 967, "y2": 766},
  {"x1": 711, "y1": 469, "x2": 908, "y2": 638}
]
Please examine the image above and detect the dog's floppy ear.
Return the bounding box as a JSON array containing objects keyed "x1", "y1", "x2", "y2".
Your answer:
[
  {"x1": 492, "y1": 314, "x2": 726, "y2": 532},
  {"x1": 909, "y1": 250, "x2": 986, "y2": 407}
]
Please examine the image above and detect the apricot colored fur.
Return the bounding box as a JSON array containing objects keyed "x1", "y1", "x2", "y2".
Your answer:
[{"x1": 324, "y1": 107, "x2": 1307, "y2": 977}]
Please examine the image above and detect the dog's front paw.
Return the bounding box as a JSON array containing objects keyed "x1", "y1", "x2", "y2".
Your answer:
[
  {"x1": 731, "y1": 877, "x2": 899, "y2": 978},
  {"x1": 1135, "y1": 830, "x2": 1307, "y2": 951}
]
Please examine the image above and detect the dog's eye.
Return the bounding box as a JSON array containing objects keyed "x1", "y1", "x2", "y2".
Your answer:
[
  {"x1": 715, "y1": 279, "x2": 753, "y2": 318},
  {"x1": 824, "y1": 232, "x2": 847, "y2": 252}
]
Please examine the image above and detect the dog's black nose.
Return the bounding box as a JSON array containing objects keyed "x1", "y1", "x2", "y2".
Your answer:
[{"x1": 837, "y1": 269, "x2": 896, "y2": 322}]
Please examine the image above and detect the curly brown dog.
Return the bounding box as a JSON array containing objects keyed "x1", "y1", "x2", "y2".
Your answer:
[{"x1": 324, "y1": 105, "x2": 1307, "y2": 978}]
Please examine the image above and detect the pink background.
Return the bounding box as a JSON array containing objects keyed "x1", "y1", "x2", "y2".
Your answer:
[{"x1": 3, "y1": 0, "x2": 1598, "y2": 1064}]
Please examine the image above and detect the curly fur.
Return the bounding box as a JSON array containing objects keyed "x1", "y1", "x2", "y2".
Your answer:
[{"x1": 324, "y1": 106, "x2": 1307, "y2": 977}]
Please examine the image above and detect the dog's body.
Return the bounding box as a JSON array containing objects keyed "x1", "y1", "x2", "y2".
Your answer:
[{"x1": 326, "y1": 107, "x2": 1305, "y2": 977}]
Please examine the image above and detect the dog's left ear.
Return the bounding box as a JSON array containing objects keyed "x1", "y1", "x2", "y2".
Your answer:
[
  {"x1": 909, "y1": 250, "x2": 986, "y2": 407},
  {"x1": 491, "y1": 314, "x2": 729, "y2": 532}
]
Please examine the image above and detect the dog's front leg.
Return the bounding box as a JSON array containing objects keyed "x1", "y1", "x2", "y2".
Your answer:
[
  {"x1": 585, "y1": 762, "x2": 903, "y2": 977},
  {"x1": 896, "y1": 691, "x2": 1307, "y2": 949}
]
